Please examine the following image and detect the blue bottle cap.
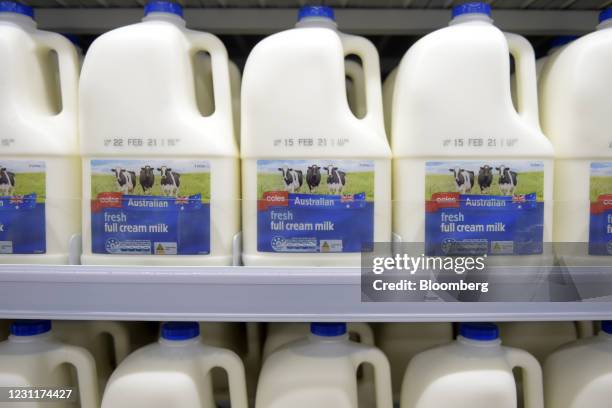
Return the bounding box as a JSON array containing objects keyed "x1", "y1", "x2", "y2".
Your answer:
[
  {"x1": 144, "y1": 0, "x2": 183, "y2": 18},
  {"x1": 600, "y1": 8, "x2": 612, "y2": 23},
  {"x1": 549, "y1": 36, "x2": 577, "y2": 48},
  {"x1": 10, "y1": 320, "x2": 51, "y2": 336},
  {"x1": 452, "y1": 2, "x2": 492, "y2": 18},
  {"x1": 0, "y1": 1, "x2": 34, "y2": 18},
  {"x1": 298, "y1": 5, "x2": 335, "y2": 22},
  {"x1": 459, "y1": 322, "x2": 499, "y2": 341},
  {"x1": 601, "y1": 321, "x2": 612, "y2": 335},
  {"x1": 161, "y1": 322, "x2": 199, "y2": 341},
  {"x1": 310, "y1": 322, "x2": 347, "y2": 337}
]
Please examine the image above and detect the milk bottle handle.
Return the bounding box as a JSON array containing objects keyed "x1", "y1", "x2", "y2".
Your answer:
[
  {"x1": 99, "y1": 322, "x2": 131, "y2": 364},
  {"x1": 505, "y1": 347, "x2": 545, "y2": 408},
  {"x1": 200, "y1": 348, "x2": 249, "y2": 408},
  {"x1": 339, "y1": 33, "x2": 386, "y2": 137},
  {"x1": 186, "y1": 31, "x2": 234, "y2": 135},
  {"x1": 504, "y1": 32, "x2": 540, "y2": 129},
  {"x1": 49, "y1": 344, "x2": 100, "y2": 408},
  {"x1": 32, "y1": 32, "x2": 79, "y2": 120},
  {"x1": 245, "y1": 322, "x2": 262, "y2": 364},
  {"x1": 349, "y1": 323, "x2": 375, "y2": 383},
  {"x1": 351, "y1": 347, "x2": 393, "y2": 408}
]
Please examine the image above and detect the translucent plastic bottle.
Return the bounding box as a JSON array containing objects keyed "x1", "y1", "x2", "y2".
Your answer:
[
  {"x1": 544, "y1": 320, "x2": 612, "y2": 408},
  {"x1": 400, "y1": 323, "x2": 544, "y2": 408},
  {"x1": 539, "y1": 9, "x2": 612, "y2": 262},
  {"x1": 374, "y1": 323, "x2": 453, "y2": 400},
  {"x1": 241, "y1": 5, "x2": 391, "y2": 266},
  {"x1": 80, "y1": 0, "x2": 239, "y2": 265},
  {"x1": 382, "y1": 67, "x2": 398, "y2": 141},
  {"x1": 345, "y1": 59, "x2": 367, "y2": 119},
  {"x1": 0, "y1": 320, "x2": 99, "y2": 408},
  {"x1": 101, "y1": 322, "x2": 248, "y2": 408},
  {"x1": 256, "y1": 322, "x2": 393, "y2": 408},
  {"x1": 53, "y1": 320, "x2": 131, "y2": 392},
  {"x1": 391, "y1": 3, "x2": 553, "y2": 260},
  {"x1": 0, "y1": 1, "x2": 80, "y2": 264}
]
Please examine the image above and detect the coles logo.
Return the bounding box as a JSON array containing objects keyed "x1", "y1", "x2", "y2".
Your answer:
[
  {"x1": 92, "y1": 192, "x2": 123, "y2": 213},
  {"x1": 426, "y1": 192, "x2": 460, "y2": 212},
  {"x1": 258, "y1": 191, "x2": 289, "y2": 211}
]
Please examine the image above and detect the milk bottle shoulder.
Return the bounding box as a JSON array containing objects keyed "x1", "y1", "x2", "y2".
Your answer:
[
  {"x1": 241, "y1": 6, "x2": 391, "y2": 266},
  {"x1": 498, "y1": 321, "x2": 580, "y2": 363},
  {"x1": 0, "y1": 320, "x2": 99, "y2": 408},
  {"x1": 544, "y1": 321, "x2": 612, "y2": 408},
  {"x1": 102, "y1": 322, "x2": 248, "y2": 408},
  {"x1": 400, "y1": 323, "x2": 544, "y2": 408},
  {"x1": 391, "y1": 2, "x2": 553, "y2": 260},
  {"x1": 80, "y1": 0, "x2": 239, "y2": 265},
  {"x1": 0, "y1": 2, "x2": 80, "y2": 264}
]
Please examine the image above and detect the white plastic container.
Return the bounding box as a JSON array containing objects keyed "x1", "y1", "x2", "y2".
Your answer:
[
  {"x1": 53, "y1": 320, "x2": 131, "y2": 392},
  {"x1": 0, "y1": 320, "x2": 99, "y2": 408},
  {"x1": 391, "y1": 3, "x2": 553, "y2": 260},
  {"x1": 400, "y1": 323, "x2": 544, "y2": 408},
  {"x1": 0, "y1": 2, "x2": 80, "y2": 264},
  {"x1": 382, "y1": 67, "x2": 397, "y2": 140},
  {"x1": 345, "y1": 59, "x2": 367, "y2": 119},
  {"x1": 544, "y1": 320, "x2": 612, "y2": 407},
  {"x1": 374, "y1": 323, "x2": 453, "y2": 400},
  {"x1": 256, "y1": 322, "x2": 393, "y2": 408},
  {"x1": 498, "y1": 321, "x2": 588, "y2": 363},
  {"x1": 80, "y1": 0, "x2": 239, "y2": 265},
  {"x1": 539, "y1": 9, "x2": 612, "y2": 262},
  {"x1": 241, "y1": 5, "x2": 391, "y2": 266},
  {"x1": 101, "y1": 321, "x2": 248, "y2": 408}
]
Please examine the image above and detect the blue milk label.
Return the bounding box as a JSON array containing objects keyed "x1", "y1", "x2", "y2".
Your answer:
[
  {"x1": 257, "y1": 159, "x2": 374, "y2": 253},
  {"x1": 91, "y1": 159, "x2": 210, "y2": 255},
  {"x1": 425, "y1": 160, "x2": 544, "y2": 256},
  {"x1": 588, "y1": 162, "x2": 612, "y2": 255},
  {"x1": 0, "y1": 160, "x2": 46, "y2": 254}
]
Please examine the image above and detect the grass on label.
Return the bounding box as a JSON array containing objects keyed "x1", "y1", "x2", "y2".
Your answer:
[
  {"x1": 9, "y1": 173, "x2": 46, "y2": 203},
  {"x1": 590, "y1": 176, "x2": 612, "y2": 202},
  {"x1": 258, "y1": 171, "x2": 374, "y2": 200}
]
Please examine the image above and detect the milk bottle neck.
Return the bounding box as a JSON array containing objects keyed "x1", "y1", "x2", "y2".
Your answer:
[
  {"x1": 295, "y1": 17, "x2": 338, "y2": 30},
  {"x1": 0, "y1": 12, "x2": 36, "y2": 29},
  {"x1": 308, "y1": 332, "x2": 349, "y2": 343},
  {"x1": 9, "y1": 331, "x2": 52, "y2": 344},
  {"x1": 159, "y1": 335, "x2": 201, "y2": 347},
  {"x1": 142, "y1": 12, "x2": 186, "y2": 27},
  {"x1": 597, "y1": 19, "x2": 612, "y2": 31},
  {"x1": 449, "y1": 13, "x2": 494, "y2": 26},
  {"x1": 457, "y1": 335, "x2": 502, "y2": 348}
]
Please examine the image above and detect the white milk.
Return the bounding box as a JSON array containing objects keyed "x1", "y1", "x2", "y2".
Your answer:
[
  {"x1": 0, "y1": 320, "x2": 99, "y2": 408},
  {"x1": 544, "y1": 321, "x2": 612, "y2": 407},
  {"x1": 539, "y1": 9, "x2": 612, "y2": 263},
  {"x1": 101, "y1": 322, "x2": 248, "y2": 408},
  {"x1": 374, "y1": 323, "x2": 453, "y2": 400},
  {"x1": 392, "y1": 3, "x2": 553, "y2": 263},
  {"x1": 345, "y1": 59, "x2": 367, "y2": 119},
  {"x1": 498, "y1": 321, "x2": 589, "y2": 363},
  {"x1": 401, "y1": 323, "x2": 544, "y2": 408},
  {"x1": 241, "y1": 5, "x2": 391, "y2": 266},
  {"x1": 256, "y1": 322, "x2": 393, "y2": 408},
  {"x1": 0, "y1": 2, "x2": 80, "y2": 264},
  {"x1": 80, "y1": 0, "x2": 239, "y2": 265},
  {"x1": 382, "y1": 67, "x2": 397, "y2": 141},
  {"x1": 53, "y1": 321, "x2": 131, "y2": 392}
]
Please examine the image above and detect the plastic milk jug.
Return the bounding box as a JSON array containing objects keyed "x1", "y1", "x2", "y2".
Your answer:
[
  {"x1": 256, "y1": 323, "x2": 393, "y2": 408},
  {"x1": 345, "y1": 59, "x2": 367, "y2": 119},
  {"x1": 101, "y1": 322, "x2": 249, "y2": 408},
  {"x1": 498, "y1": 321, "x2": 588, "y2": 363},
  {"x1": 539, "y1": 9, "x2": 612, "y2": 262},
  {"x1": 0, "y1": 1, "x2": 80, "y2": 264},
  {"x1": 0, "y1": 320, "x2": 99, "y2": 408},
  {"x1": 241, "y1": 5, "x2": 391, "y2": 266},
  {"x1": 392, "y1": 3, "x2": 553, "y2": 261},
  {"x1": 374, "y1": 323, "x2": 453, "y2": 399},
  {"x1": 382, "y1": 67, "x2": 397, "y2": 141},
  {"x1": 544, "y1": 320, "x2": 612, "y2": 407},
  {"x1": 400, "y1": 323, "x2": 544, "y2": 408},
  {"x1": 263, "y1": 322, "x2": 374, "y2": 359},
  {"x1": 53, "y1": 320, "x2": 131, "y2": 392},
  {"x1": 80, "y1": 0, "x2": 239, "y2": 265}
]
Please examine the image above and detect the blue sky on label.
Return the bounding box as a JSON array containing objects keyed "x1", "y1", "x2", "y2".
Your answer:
[
  {"x1": 591, "y1": 162, "x2": 612, "y2": 177},
  {"x1": 426, "y1": 160, "x2": 544, "y2": 175},
  {"x1": 258, "y1": 159, "x2": 374, "y2": 174},
  {"x1": 91, "y1": 159, "x2": 210, "y2": 175},
  {"x1": 0, "y1": 160, "x2": 45, "y2": 173}
]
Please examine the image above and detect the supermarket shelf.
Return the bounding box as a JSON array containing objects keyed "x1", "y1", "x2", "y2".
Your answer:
[
  {"x1": 0, "y1": 265, "x2": 611, "y2": 321},
  {"x1": 35, "y1": 8, "x2": 599, "y2": 34}
]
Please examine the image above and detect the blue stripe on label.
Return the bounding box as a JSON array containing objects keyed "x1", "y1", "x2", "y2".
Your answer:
[{"x1": 0, "y1": 196, "x2": 46, "y2": 254}]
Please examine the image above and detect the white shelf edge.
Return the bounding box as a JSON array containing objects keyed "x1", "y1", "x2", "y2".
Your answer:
[{"x1": 35, "y1": 8, "x2": 599, "y2": 35}]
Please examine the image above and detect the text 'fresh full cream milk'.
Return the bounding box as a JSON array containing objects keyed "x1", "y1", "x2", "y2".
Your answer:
[
  {"x1": 539, "y1": 9, "x2": 612, "y2": 264},
  {"x1": 391, "y1": 3, "x2": 553, "y2": 262},
  {"x1": 241, "y1": 6, "x2": 391, "y2": 266},
  {"x1": 0, "y1": 1, "x2": 80, "y2": 264},
  {"x1": 80, "y1": 0, "x2": 239, "y2": 265}
]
